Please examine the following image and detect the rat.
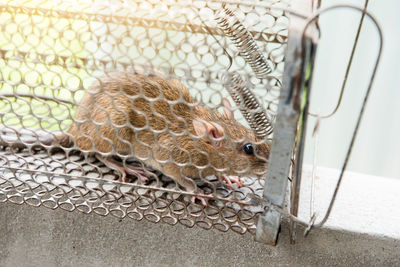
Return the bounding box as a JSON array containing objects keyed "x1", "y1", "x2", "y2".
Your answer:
[{"x1": 0, "y1": 70, "x2": 270, "y2": 205}]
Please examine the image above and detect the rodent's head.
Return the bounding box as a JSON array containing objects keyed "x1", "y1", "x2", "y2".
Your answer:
[{"x1": 193, "y1": 98, "x2": 270, "y2": 178}]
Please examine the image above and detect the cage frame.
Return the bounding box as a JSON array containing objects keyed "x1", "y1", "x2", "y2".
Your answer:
[{"x1": 0, "y1": 0, "x2": 383, "y2": 247}]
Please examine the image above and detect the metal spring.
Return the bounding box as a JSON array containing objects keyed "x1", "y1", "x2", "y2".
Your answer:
[
  {"x1": 216, "y1": 7, "x2": 272, "y2": 79},
  {"x1": 226, "y1": 73, "x2": 273, "y2": 138}
]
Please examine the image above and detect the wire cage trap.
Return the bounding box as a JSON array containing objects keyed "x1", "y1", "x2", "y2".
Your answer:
[{"x1": 0, "y1": 0, "x2": 382, "y2": 245}]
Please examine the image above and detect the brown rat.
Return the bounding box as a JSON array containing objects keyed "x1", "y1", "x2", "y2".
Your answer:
[{"x1": 0, "y1": 70, "x2": 270, "y2": 205}]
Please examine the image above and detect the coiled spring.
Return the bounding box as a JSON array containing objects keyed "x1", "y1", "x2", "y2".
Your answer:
[
  {"x1": 226, "y1": 73, "x2": 274, "y2": 138},
  {"x1": 216, "y1": 7, "x2": 272, "y2": 79}
]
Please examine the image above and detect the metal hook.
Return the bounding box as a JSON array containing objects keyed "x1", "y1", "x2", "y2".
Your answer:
[{"x1": 295, "y1": 4, "x2": 383, "y2": 237}]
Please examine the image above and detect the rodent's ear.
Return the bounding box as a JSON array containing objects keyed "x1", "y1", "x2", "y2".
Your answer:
[
  {"x1": 221, "y1": 98, "x2": 234, "y2": 119},
  {"x1": 193, "y1": 118, "x2": 225, "y2": 146}
]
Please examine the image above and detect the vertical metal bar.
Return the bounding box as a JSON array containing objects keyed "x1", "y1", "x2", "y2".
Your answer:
[
  {"x1": 255, "y1": 0, "x2": 317, "y2": 245},
  {"x1": 289, "y1": 42, "x2": 317, "y2": 244}
]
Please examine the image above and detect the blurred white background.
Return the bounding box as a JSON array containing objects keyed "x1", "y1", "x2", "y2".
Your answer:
[{"x1": 303, "y1": 0, "x2": 400, "y2": 178}]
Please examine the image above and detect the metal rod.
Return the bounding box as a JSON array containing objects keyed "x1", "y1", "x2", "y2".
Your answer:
[
  {"x1": 208, "y1": 0, "x2": 309, "y2": 20},
  {"x1": 0, "y1": 4, "x2": 285, "y2": 44},
  {"x1": 308, "y1": 0, "x2": 370, "y2": 118},
  {"x1": 290, "y1": 41, "x2": 318, "y2": 243},
  {"x1": 310, "y1": 115, "x2": 321, "y2": 218}
]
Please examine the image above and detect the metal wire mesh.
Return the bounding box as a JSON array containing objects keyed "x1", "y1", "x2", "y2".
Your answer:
[{"x1": 0, "y1": 0, "x2": 289, "y2": 234}]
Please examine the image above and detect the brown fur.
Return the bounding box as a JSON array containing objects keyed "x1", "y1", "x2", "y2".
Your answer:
[{"x1": 59, "y1": 71, "x2": 270, "y2": 192}]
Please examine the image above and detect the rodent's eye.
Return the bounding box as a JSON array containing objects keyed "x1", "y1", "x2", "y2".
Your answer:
[{"x1": 242, "y1": 143, "x2": 254, "y2": 155}]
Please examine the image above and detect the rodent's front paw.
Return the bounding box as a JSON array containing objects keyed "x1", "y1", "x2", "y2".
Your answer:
[
  {"x1": 221, "y1": 175, "x2": 244, "y2": 189},
  {"x1": 190, "y1": 189, "x2": 207, "y2": 206}
]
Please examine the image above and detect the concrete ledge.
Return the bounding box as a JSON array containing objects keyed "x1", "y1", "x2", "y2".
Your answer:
[
  {"x1": 1, "y1": 165, "x2": 399, "y2": 266},
  {"x1": 298, "y1": 165, "x2": 400, "y2": 240},
  {"x1": 1, "y1": 201, "x2": 399, "y2": 267}
]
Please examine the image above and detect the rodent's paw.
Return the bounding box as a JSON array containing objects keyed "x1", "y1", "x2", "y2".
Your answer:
[
  {"x1": 124, "y1": 164, "x2": 158, "y2": 183},
  {"x1": 221, "y1": 175, "x2": 244, "y2": 189},
  {"x1": 190, "y1": 188, "x2": 208, "y2": 206},
  {"x1": 191, "y1": 195, "x2": 207, "y2": 206}
]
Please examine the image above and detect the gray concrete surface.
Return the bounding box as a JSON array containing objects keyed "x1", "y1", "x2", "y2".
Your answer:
[{"x1": 0, "y1": 202, "x2": 399, "y2": 267}]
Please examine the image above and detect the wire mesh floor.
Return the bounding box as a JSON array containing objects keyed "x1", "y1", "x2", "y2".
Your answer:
[{"x1": 0, "y1": 146, "x2": 265, "y2": 234}]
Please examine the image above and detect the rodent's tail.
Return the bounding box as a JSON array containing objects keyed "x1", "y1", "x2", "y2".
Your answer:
[
  {"x1": 55, "y1": 134, "x2": 73, "y2": 148},
  {"x1": 0, "y1": 128, "x2": 73, "y2": 150}
]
